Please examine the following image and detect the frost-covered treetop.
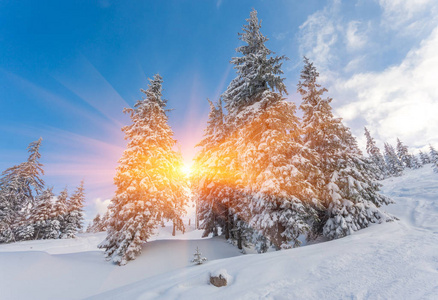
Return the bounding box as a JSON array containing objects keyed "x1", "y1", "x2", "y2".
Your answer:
[
  {"x1": 364, "y1": 127, "x2": 381, "y2": 156},
  {"x1": 223, "y1": 9, "x2": 287, "y2": 114},
  {"x1": 140, "y1": 74, "x2": 167, "y2": 109},
  {"x1": 27, "y1": 137, "x2": 43, "y2": 163},
  {"x1": 298, "y1": 57, "x2": 328, "y2": 107}
]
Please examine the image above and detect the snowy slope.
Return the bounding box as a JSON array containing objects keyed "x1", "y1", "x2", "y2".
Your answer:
[{"x1": 1, "y1": 167, "x2": 437, "y2": 300}]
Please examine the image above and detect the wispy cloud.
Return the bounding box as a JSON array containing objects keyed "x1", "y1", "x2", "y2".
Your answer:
[
  {"x1": 345, "y1": 21, "x2": 367, "y2": 51},
  {"x1": 297, "y1": 0, "x2": 438, "y2": 151},
  {"x1": 298, "y1": 1, "x2": 340, "y2": 74},
  {"x1": 379, "y1": 0, "x2": 436, "y2": 33},
  {"x1": 334, "y1": 26, "x2": 438, "y2": 149}
]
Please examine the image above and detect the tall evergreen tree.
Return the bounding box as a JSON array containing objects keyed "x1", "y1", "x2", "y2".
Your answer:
[
  {"x1": 54, "y1": 188, "x2": 69, "y2": 238},
  {"x1": 384, "y1": 143, "x2": 404, "y2": 177},
  {"x1": 430, "y1": 145, "x2": 438, "y2": 173},
  {"x1": 63, "y1": 181, "x2": 85, "y2": 238},
  {"x1": 364, "y1": 127, "x2": 388, "y2": 179},
  {"x1": 419, "y1": 151, "x2": 431, "y2": 165},
  {"x1": 298, "y1": 57, "x2": 393, "y2": 240},
  {"x1": 32, "y1": 187, "x2": 60, "y2": 240},
  {"x1": 192, "y1": 99, "x2": 231, "y2": 238},
  {"x1": 14, "y1": 214, "x2": 34, "y2": 241},
  {"x1": 0, "y1": 193, "x2": 15, "y2": 243},
  {"x1": 223, "y1": 8, "x2": 287, "y2": 119},
  {"x1": 99, "y1": 75, "x2": 188, "y2": 265},
  {"x1": 213, "y1": 10, "x2": 320, "y2": 251},
  {"x1": 396, "y1": 138, "x2": 418, "y2": 169},
  {"x1": 86, "y1": 213, "x2": 106, "y2": 233},
  {"x1": 0, "y1": 138, "x2": 44, "y2": 243},
  {"x1": 236, "y1": 91, "x2": 320, "y2": 251},
  {"x1": 411, "y1": 154, "x2": 422, "y2": 169}
]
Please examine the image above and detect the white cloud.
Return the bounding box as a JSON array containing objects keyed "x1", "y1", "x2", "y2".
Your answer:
[
  {"x1": 333, "y1": 26, "x2": 438, "y2": 149},
  {"x1": 93, "y1": 198, "x2": 111, "y2": 215},
  {"x1": 274, "y1": 32, "x2": 287, "y2": 41},
  {"x1": 379, "y1": 0, "x2": 436, "y2": 32},
  {"x1": 297, "y1": 0, "x2": 438, "y2": 152},
  {"x1": 346, "y1": 21, "x2": 367, "y2": 51},
  {"x1": 298, "y1": 2, "x2": 340, "y2": 71}
]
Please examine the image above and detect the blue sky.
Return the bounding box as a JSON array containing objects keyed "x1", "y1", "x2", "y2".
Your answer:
[{"x1": 1, "y1": 0, "x2": 437, "y2": 221}]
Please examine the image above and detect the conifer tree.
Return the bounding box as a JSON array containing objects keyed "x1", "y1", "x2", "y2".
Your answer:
[
  {"x1": 430, "y1": 145, "x2": 438, "y2": 173},
  {"x1": 364, "y1": 127, "x2": 388, "y2": 179},
  {"x1": 419, "y1": 151, "x2": 431, "y2": 165},
  {"x1": 298, "y1": 57, "x2": 393, "y2": 240},
  {"x1": 191, "y1": 246, "x2": 207, "y2": 265},
  {"x1": 236, "y1": 91, "x2": 320, "y2": 250},
  {"x1": 0, "y1": 194, "x2": 15, "y2": 243},
  {"x1": 101, "y1": 210, "x2": 109, "y2": 231},
  {"x1": 63, "y1": 181, "x2": 85, "y2": 238},
  {"x1": 54, "y1": 188, "x2": 69, "y2": 238},
  {"x1": 205, "y1": 10, "x2": 320, "y2": 251},
  {"x1": 384, "y1": 143, "x2": 404, "y2": 177},
  {"x1": 223, "y1": 8, "x2": 287, "y2": 119},
  {"x1": 32, "y1": 187, "x2": 60, "y2": 240},
  {"x1": 192, "y1": 99, "x2": 231, "y2": 238},
  {"x1": 14, "y1": 215, "x2": 34, "y2": 241},
  {"x1": 99, "y1": 75, "x2": 188, "y2": 265},
  {"x1": 411, "y1": 154, "x2": 422, "y2": 169},
  {"x1": 396, "y1": 138, "x2": 417, "y2": 169},
  {"x1": 0, "y1": 138, "x2": 44, "y2": 243},
  {"x1": 86, "y1": 213, "x2": 106, "y2": 233}
]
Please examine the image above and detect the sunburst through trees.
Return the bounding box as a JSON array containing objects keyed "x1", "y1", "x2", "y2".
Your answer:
[
  {"x1": 99, "y1": 75, "x2": 189, "y2": 265},
  {"x1": 100, "y1": 9, "x2": 394, "y2": 265}
]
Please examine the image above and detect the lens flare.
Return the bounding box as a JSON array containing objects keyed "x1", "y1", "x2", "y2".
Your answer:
[{"x1": 180, "y1": 162, "x2": 193, "y2": 177}]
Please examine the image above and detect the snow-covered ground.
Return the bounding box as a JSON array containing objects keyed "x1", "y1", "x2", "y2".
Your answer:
[{"x1": 1, "y1": 167, "x2": 437, "y2": 299}]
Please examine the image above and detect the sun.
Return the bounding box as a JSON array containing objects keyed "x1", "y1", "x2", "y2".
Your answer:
[{"x1": 180, "y1": 162, "x2": 193, "y2": 177}]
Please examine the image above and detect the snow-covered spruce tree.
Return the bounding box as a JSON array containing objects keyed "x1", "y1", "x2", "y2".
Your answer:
[
  {"x1": 430, "y1": 145, "x2": 438, "y2": 173},
  {"x1": 222, "y1": 8, "x2": 287, "y2": 119},
  {"x1": 214, "y1": 130, "x2": 250, "y2": 249},
  {"x1": 14, "y1": 215, "x2": 34, "y2": 241},
  {"x1": 54, "y1": 188, "x2": 68, "y2": 238},
  {"x1": 63, "y1": 181, "x2": 85, "y2": 238},
  {"x1": 384, "y1": 143, "x2": 404, "y2": 177},
  {"x1": 0, "y1": 138, "x2": 45, "y2": 243},
  {"x1": 32, "y1": 187, "x2": 60, "y2": 240},
  {"x1": 192, "y1": 99, "x2": 231, "y2": 238},
  {"x1": 191, "y1": 246, "x2": 207, "y2": 265},
  {"x1": 99, "y1": 75, "x2": 188, "y2": 265},
  {"x1": 298, "y1": 57, "x2": 393, "y2": 240},
  {"x1": 0, "y1": 193, "x2": 15, "y2": 243},
  {"x1": 214, "y1": 10, "x2": 320, "y2": 251},
  {"x1": 236, "y1": 91, "x2": 320, "y2": 251},
  {"x1": 101, "y1": 210, "x2": 109, "y2": 231},
  {"x1": 419, "y1": 150, "x2": 431, "y2": 165},
  {"x1": 411, "y1": 154, "x2": 422, "y2": 169},
  {"x1": 364, "y1": 127, "x2": 388, "y2": 179},
  {"x1": 86, "y1": 213, "x2": 106, "y2": 233},
  {"x1": 192, "y1": 99, "x2": 245, "y2": 244},
  {"x1": 396, "y1": 138, "x2": 418, "y2": 169}
]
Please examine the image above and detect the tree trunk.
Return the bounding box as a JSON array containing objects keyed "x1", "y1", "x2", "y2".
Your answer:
[
  {"x1": 172, "y1": 220, "x2": 176, "y2": 236},
  {"x1": 237, "y1": 229, "x2": 242, "y2": 250},
  {"x1": 195, "y1": 198, "x2": 199, "y2": 229},
  {"x1": 224, "y1": 209, "x2": 230, "y2": 240}
]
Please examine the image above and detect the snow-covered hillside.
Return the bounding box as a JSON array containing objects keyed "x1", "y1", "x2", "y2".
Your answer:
[{"x1": 1, "y1": 167, "x2": 437, "y2": 299}]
